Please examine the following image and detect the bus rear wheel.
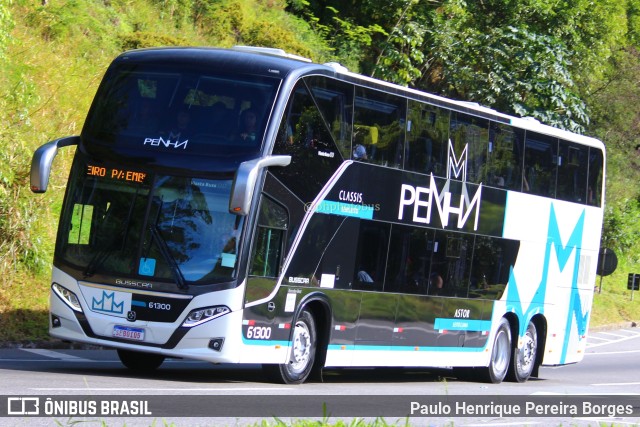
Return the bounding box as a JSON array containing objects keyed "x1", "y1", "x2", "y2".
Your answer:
[
  {"x1": 508, "y1": 321, "x2": 537, "y2": 382},
  {"x1": 263, "y1": 309, "x2": 317, "y2": 384},
  {"x1": 117, "y1": 349, "x2": 165, "y2": 372},
  {"x1": 481, "y1": 317, "x2": 511, "y2": 383}
]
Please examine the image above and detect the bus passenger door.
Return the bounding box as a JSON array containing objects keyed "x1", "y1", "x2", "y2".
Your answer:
[
  {"x1": 243, "y1": 194, "x2": 289, "y2": 353},
  {"x1": 243, "y1": 172, "x2": 305, "y2": 307}
]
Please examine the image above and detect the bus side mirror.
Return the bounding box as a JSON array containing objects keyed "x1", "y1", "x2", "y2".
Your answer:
[
  {"x1": 30, "y1": 136, "x2": 80, "y2": 193},
  {"x1": 229, "y1": 155, "x2": 291, "y2": 215}
]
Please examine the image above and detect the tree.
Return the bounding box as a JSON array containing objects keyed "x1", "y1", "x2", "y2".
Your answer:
[
  {"x1": 287, "y1": 0, "x2": 423, "y2": 72},
  {"x1": 422, "y1": 24, "x2": 588, "y2": 132},
  {"x1": 288, "y1": 0, "x2": 630, "y2": 132}
]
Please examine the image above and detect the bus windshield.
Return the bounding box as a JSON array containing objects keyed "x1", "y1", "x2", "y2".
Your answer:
[
  {"x1": 82, "y1": 64, "x2": 281, "y2": 158},
  {"x1": 57, "y1": 155, "x2": 244, "y2": 286}
]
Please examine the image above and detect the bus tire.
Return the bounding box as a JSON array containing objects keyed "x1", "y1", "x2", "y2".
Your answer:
[
  {"x1": 481, "y1": 317, "x2": 511, "y2": 383},
  {"x1": 263, "y1": 309, "x2": 316, "y2": 384},
  {"x1": 507, "y1": 321, "x2": 537, "y2": 382},
  {"x1": 117, "y1": 349, "x2": 165, "y2": 372}
]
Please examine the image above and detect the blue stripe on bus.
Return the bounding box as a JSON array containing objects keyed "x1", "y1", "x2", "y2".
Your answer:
[
  {"x1": 433, "y1": 318, "x2": 491, "y2": 332},
  {"x1": 327, "y1": 344, "x2": 486, "y2": 352},
  {"x1": 131, "y1": 300, "x2": 146, "y2": 307},
  {"x1": 242, "y1": 338, "x2": 290, "y2": 346},
  {"x1": 316, "y1": 200, "x2": 374, "y2": 219},
  {"x1": 242, "y1": 341, "x2": 488, "y2": 352}
]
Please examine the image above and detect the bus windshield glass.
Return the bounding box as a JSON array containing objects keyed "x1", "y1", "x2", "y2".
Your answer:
[
  {"x1": 57, "y1": 156, "x2": 244, "y2": 286},
  {"x1": 82, "y1": 64, "x2": 280, "y2": 156}
]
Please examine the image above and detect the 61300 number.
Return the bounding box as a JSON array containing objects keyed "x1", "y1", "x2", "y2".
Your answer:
[
  {"x1": 247, "y1": 326, "x2": 272, "y2": 339},
  {"x1": 148, "y1": 302, "x2": 171, "y2": 310}
]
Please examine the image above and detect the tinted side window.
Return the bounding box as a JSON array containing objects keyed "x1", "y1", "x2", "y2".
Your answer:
[
  {"x1": 468, "y1": 236, "x2": 519, "y2": 300},
  {"x1": 385, "y1": 225, "x2": 435, "y2": 295},
  {"x1": 353, "y1": 88, "x2": 406, "y2": 167},
  {"x1": 314, "y1": 217, "x2": 360, "y2": 289},
  {"x1": 384, "y1": 225, "x2": 518, "y2": 300},
  {"x1": 306, "y1": 76, "x2": 354, "y2": 161},
  {"x1": 524, "y1": 132, "x2": 558, "y2": 198},
  {"x1": 250, "y1": 197, "x2": 288, "y2": 278},
  {"x1": 283, "y1": 214, "x2": 346, "y2": 285},
  {"x1": 556, "y1": 140, "x2": 589, "y2": 203},
  {"x1": 405, "y1": 101, "x2": 450, "y2": 176},
  {"x1": 428, "y1": 231, "x2": 474, "y2": 297},
  {"x1": 450, "y1": 112, "x2": 489, "y2": 184},
  {"x1": 353, "y1": 221, "x2": 390, "y2": 291},
  {"x1": 487, "y1": 123, "x2": 524, "y2": 191},
  {"x1": 587, "y1": 147, "x2": 604, "y2": 207},
  {"x1": 273, "y1": 82, "x2": 342, "y2": 202}
]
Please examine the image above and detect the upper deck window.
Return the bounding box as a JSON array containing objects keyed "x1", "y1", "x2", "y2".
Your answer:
[{"x1": 83, "y1": 64, "x2": 281, "y2": 158}]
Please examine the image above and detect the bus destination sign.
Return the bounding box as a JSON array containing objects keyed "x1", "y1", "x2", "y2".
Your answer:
[{"x1": 86, "y1": 165, "x2": 147, "y2": 184}]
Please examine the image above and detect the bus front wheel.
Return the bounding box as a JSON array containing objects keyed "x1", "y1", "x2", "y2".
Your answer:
[
  {"x1": 508, "y1": 321, "x2": 537, "y2": 382},
  {"x1": 482, "y1": 317, "x2": 511, "y2": 384},
  {"x1": 263, "y1": 309, "x2": 317, "y2": 384},
  {"x1": 117, "y1": 349, "x2": 165, "y2": 372}
]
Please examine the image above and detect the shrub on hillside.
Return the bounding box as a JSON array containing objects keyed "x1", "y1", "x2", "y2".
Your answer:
[{"x1": 119, "y1": 31, "x2": 188, "y2": 50}]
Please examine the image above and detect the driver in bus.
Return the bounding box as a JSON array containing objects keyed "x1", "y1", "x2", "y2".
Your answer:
[{"x1": 235, "y1": 108, "x2": 258, "y2": 144}]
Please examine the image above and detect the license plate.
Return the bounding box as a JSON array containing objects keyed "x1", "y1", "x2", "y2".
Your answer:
[{"x1": 112, "y1": 325, "x2": 145, "y2": 341}]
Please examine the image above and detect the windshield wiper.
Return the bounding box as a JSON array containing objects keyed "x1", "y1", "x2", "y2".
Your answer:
[
  {"x1": 84, "y1": 246, "x2": 113, "y2": 278},
  {"x1": 146, "y1": 198, "x2": 187, "y2": 290},
  {"x1": 149, "y1": 224, "x2": 187, "y2": 290}
]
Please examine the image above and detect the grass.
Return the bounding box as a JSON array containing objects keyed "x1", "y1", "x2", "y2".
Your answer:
[
  {"x1": 590, "y1": 256, "x2": 640, "y2": 328},
  {"x1": 0, "y1": 270, "x2": 51, "y2": 341}
]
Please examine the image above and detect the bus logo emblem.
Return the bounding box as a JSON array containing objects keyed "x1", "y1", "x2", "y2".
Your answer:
[
  {"x1": 397, "y1": 140, "x2": 482, "y2": 230},
  {"x1": 447, "y1": 141, "x2": 468, "y2": 181},
  {"x1": 143, "y1": 136, "x2": 189, "y2": 149},
  {"x1": 92, "y1": 290, "x2": 125, "y2": 314}
]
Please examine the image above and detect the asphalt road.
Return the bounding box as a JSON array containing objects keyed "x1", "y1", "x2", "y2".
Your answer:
[{"x1": 0, "y1": 327, "x2": 638, "y2": 426}]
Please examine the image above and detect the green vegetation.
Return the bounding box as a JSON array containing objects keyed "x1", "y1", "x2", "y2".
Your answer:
[{"x1": 0, "y1": 0, "x2": 639, "y2": 342}]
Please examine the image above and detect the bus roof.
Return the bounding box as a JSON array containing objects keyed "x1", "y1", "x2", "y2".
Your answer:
[{"x1": 114, "y1": 46, "x2": 312, "y2": 80}]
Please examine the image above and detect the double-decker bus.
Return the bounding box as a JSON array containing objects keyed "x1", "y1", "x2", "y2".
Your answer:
[{"x1": 31, "y1": 46, "x2": 605, "y2": 384}]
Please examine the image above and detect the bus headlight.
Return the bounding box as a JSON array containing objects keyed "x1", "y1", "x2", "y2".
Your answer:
[
  {"x1": 182, "y1": 306, "x2": 230, "y2": 327},
  {"x1": 52, "y1": 283, "x2": 83, "y2": 312}
]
